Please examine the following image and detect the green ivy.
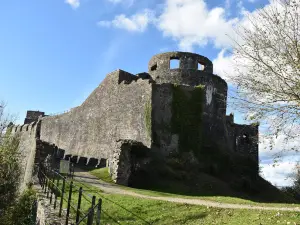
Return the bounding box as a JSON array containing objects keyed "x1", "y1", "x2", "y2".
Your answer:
[
  {"x1": 144, "y1": 99, "x2": 152, "y2": 139},
  {"x1": 171, "y1": 84, "x2": 204, "y2": 159}
]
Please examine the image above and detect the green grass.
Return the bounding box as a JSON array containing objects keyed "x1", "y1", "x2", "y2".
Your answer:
[
  {"x1": 63, "y1": 180, "x2": 300, "y2": 225},
  {"x1": 119, "y1": 185, "x2": 300, "y2": 208},
  {"x1": 45, "y1": 174, "x2": 300, "y2": 225},
  {"x1": 87, "y1": 169, "x2": 300, "y2": 209},
  {"x1": 89, "y1": 167, "x2": 114, "y2": 183}
]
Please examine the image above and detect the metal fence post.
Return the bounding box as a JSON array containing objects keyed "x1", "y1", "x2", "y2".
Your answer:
[
  {"x1": 59, "y1": 177, "x2": 66, "y2": 217},
  {"x1": 40, "y1": 165, "x2": 44, "y2": 189},
  {"x1": 96, "y1": 198, "x2": 102, "y2": 225},
  {"x1": 72, "y1": 164, "x2": 75, "y2": 179},
  {"x1": 40, "y1": 168, "x2": 44, "y2": 189},
  {"x1": 31, "y1": 199, "x2": 38, "y2": 224},
  {"x1": 50, "y1": 171, "x2": 55, "y2": 204},
  {"x1": 75, "y1": 187, "x2": 83, "y2": 223},
  {"x1": 44, "y1": 176, "x2": 48, "y2": 194},
  {"x1": 54, "y1": 175, "x2": 60, "y2": 209},
  {"x1": 65, "y1": 181, "x2": 73, "y2": 225},
  {"x1": 87, "y1": 196, "x2": 96, "y2": 225},
  {"x1": 47, "y1": 171, "x2": 51, "y2": 198}
]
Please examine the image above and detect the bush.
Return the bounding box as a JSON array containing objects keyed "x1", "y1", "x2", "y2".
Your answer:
[
  {"x1": 0, "y1": 133, "x2": 20, "y2": 211},
  {"x1": 281, "y1": 186, "x2": 300, "y2": 202},
  {"x1": 0, "y1": 187, "x2": 37, "y2": 225}
]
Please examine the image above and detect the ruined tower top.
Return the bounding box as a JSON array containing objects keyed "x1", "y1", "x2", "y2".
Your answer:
[
  {"x1": 148, "y1": 51, "x2": 221, "y2": 86},
  {"x1": 24, "y1": 110, "x2": 45, "y2": 124},
  {"x1": 148, "y1": 52, "x2": 213, "y2": 74}
]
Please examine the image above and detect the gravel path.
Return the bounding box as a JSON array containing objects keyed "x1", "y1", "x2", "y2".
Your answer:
[{"x1": 73, "y1": 169, "x2": 300, "y2": 212}]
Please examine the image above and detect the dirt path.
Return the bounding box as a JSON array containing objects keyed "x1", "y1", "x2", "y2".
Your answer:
[{"x1": 73, "y1": 169, "x2": 300, "y2": 212}]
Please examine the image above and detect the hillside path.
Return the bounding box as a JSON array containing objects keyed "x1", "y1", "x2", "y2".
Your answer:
[{"x1": 73, "y1": 168, "x2": 300, "y2": 212}]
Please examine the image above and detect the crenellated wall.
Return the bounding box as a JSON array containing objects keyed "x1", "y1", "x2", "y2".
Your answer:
[{"x1": 10, "y1": 122, "x2": 40, "y2": 192}]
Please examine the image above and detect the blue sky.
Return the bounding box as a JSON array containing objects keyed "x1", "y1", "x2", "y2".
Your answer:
[
  {"x1": 0, "y1": 0, "x2": 269, "y2": 120},
  {"x1": 2, "y1": 0, "x2": 297, "y2": 186}
]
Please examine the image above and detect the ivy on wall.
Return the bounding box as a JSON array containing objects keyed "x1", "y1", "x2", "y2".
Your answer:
[
  {"x1": 171, "y1": 84, "x2": 204, "y2": 159},
  {"x1": 144, "y1": 99, "x2": 152, "y2": 139}
]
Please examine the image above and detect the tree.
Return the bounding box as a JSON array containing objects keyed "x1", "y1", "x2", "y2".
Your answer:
[
  {"x1": 229, "y1": 0, "x2": 300, "y2": 149},
  {"x1": 0, "y1": 101, "x2": 16, "y2": 142},
  {"x1": 281, "y1": 162, "x2": 300, "y2": 201},
  {"x1": 0, "y1": 102, "x2": 20, "y2": 212}
]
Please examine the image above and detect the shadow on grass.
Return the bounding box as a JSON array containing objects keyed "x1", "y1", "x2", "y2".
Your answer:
[{"x1": 73, "y1": 164, "x2": 299, "y2": 206}]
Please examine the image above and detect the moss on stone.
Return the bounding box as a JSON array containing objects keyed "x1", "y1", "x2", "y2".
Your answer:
[
  {"x1": 171, "y1": 84, "x2": 204, "y2": 158},
  {"x1": 144, "y1": 99, "x2": 152, "y2": 139}
]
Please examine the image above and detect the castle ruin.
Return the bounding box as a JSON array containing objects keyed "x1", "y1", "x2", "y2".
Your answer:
[{"x1": 11, "y1": 52, "x2": 259, "y2": 188}]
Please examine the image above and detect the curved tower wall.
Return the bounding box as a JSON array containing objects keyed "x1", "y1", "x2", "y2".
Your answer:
[
  {"x1": 149, "y1": 52, "x2": 229, "y2": 155},
  {"x1": 148, "y1": 52, "x2": 227, "y2": 119}
]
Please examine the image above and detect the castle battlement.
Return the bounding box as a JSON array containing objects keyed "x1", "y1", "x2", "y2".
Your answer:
[{"x1": 12, "y1": 51, "x2": 259, "y2": 187}]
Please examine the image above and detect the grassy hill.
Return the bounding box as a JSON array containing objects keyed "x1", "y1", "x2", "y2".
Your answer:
[
  {"x1": 67, "y1": 178, "x2": 300, "y2": 225},
  {"x1": 90, "y1": 167, "x2": 297, "y2": 205},
  {"x1": 72, "y1": 152, "x2": 300, "y2": 225}
]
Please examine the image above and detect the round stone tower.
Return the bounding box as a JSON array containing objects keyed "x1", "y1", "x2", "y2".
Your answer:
[{"x1": 148, "y1": 51, "x2": 228, "y2": 119}]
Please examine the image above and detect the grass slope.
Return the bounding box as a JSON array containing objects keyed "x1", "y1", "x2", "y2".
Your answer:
[
  {"x1": 88, "y1": 168, "x2": 299, "y2": 208},
  {"x1": 63, "y1": 180, "x2": 300, "y2": 225},
  {"x1": 90, "y1": 167, "x2": 114, "y2": 183}
]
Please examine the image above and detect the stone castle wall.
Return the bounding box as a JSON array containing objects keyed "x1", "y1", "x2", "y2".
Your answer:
[
  {"x1": 13, "y1": 51, "x2": 259, "y2": 186},
  {"x1": 10, "y1": 122, "x2": 39, "y2": 192},
  {"x1": 39, "y1": 69, "x2": 152, "y2": 167}
]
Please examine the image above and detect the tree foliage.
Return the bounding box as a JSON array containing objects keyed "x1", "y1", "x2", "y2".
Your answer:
[
  {"x1": 0, "y1": 134, "x2": 21, "y2": 211},
  {"x1": 0, "y1": 101, "x2": 16, "y2": 141},
  {"x1": 230, "y1": 0, "x2": 300, "y2": 147},
  {"x1": 0, "y1": 102, "x2": 20, "y2": 212},
  {"x1": 281, "y1": 162, "x2": 300, "y2": 202}
]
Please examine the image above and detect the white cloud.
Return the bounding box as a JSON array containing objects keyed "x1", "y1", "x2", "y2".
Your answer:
[
  {"x1": 212, "y1": 49, "x2": 234, "y2": 80},
  {"x1": 157, "y1": 0, "x2": 239, "y2": 51},
  {"x1": 258, "y1": 131, "x2": 300, "y2": 186},
  {"x1": 260, "y1": 161, "x2": 296, "y2": 187},
  {"x1": 107, "y1": 0, "x2": 135, "y2": 6},
  {"x1": 65, "y1": 0, "x2": 80, "y2": 9},
  {"x1": 98, "y1": 0, "x2": 239, "y2": 50},
  {"x1": 98, "y1": 9, "x2": 155, "y2": 32}
]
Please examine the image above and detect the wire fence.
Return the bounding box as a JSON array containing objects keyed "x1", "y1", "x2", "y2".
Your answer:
[
  {"x1": 38, "y1": 163, "x2": 102, "y2": 225},
  {"x1": 38, "y1": 162, "x2": 152, "y2": 225},
  {"x1": 72, "y1": 174, "x2": 151, "y2": 225}
]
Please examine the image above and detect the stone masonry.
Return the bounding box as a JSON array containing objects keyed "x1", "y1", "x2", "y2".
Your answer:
[{"x1": 11, "y1": 51, "x2": 259, "y2": 187}]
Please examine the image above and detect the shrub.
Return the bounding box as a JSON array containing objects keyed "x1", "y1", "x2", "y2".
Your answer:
[
  {"x1": 0, "y1": 134, "x2": 20, "y2": 211},
  {"x1": 0, "y1": 187, "x2": 37, "y2": 225}
]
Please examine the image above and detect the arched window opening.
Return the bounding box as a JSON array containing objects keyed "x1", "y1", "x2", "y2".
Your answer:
[
  {"x1": 151, "y1": 63, "x2": 157, "y2": 71},
  {"x1": 198, "y1": 62, "x2": 205, "y2": 70},
  {"x1": 170, "y1": 57, "x2": 180, "y2": 69},
  {"x1": 241, "y1": 134, "x2": 251, "y2": 144}
]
